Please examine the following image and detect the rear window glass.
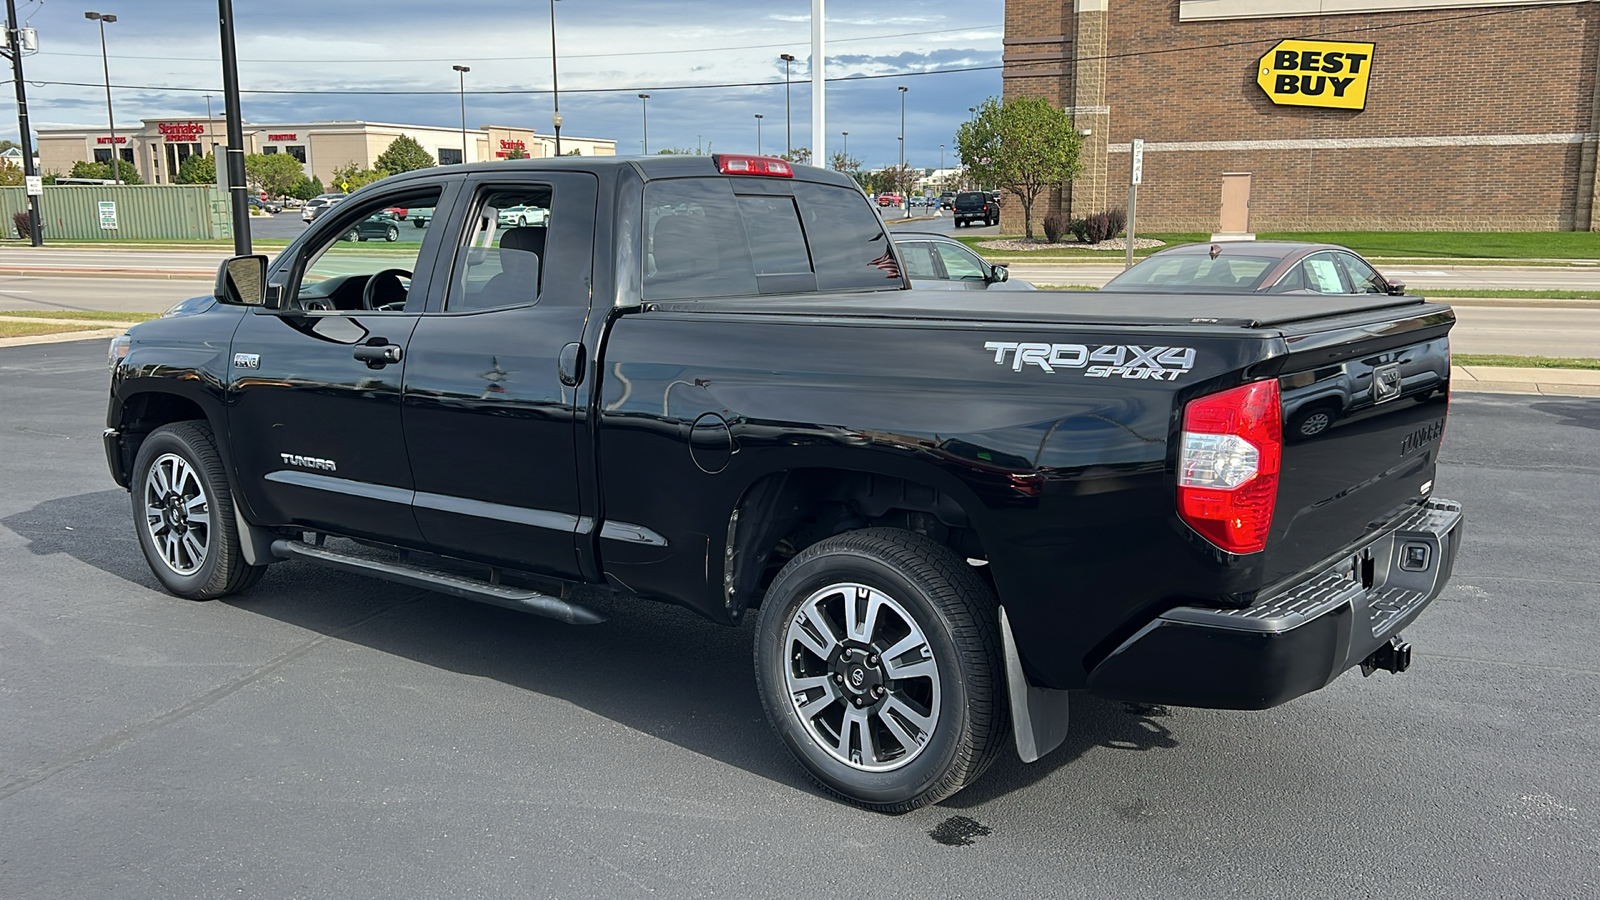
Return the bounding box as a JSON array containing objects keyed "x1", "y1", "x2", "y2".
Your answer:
[
  {"x1": 956, "y1": 192, "x2": 987, "y2": 204},
  {"x1": 644, "y1": 177, "x2": 899, "y2": 301},
  {"x1": 1109, "y1": 254, "x2": 1276, "y2": 291}
]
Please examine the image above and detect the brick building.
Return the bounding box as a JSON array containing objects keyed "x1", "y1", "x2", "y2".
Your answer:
[{"x1": 1002, "y1": 0, "x2": 1600, "y2": 233}]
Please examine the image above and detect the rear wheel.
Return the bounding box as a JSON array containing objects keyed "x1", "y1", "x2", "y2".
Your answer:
[
  {"x1": 385, "y1": 225, "x2": 399, "y2": 242},
  {"x1": 131, "y1": 422, "x2": 266, "y2": 600},
  {"x1": 1287, "y1": 403, "x2": 1339, "y2": 440},
  {"x1": 754, "y1": 528, "x2": 1007, "y2": 813}
]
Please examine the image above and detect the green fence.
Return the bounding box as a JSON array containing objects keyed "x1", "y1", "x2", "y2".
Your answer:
[{"x1": 0, "y1": 184, "x2": 224, "y2": 241}]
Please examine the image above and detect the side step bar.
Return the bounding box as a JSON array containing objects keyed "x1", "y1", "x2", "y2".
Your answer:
[{"x1": 270, "y1": 539, "x2": 605, "y2": 625}]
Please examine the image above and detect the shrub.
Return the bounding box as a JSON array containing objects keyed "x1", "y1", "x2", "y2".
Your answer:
[
  {"x1": 1106, "y1": 207, "x2": 1127, "y2": 236},
  {"x1": 1084, "y1": 211, "x2": 1113, "y2": 244},
  {"x1": 1068, "y1": 218, "x2": 1089, "y2": 242},
  {"x1": 1042, "y1": 214, "x2": 1065, "y2": 243},
  {"x1": 13, "y1": 210, "x2": 31, "y2": 240}
]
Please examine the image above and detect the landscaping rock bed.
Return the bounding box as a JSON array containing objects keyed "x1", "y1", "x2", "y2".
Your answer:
[{"x1": 978, "y1": 237, "x2": 1168, "y2": 252}]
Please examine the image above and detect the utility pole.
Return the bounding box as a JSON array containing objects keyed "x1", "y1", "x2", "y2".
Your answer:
[
  {"x1": 811, "y1": 0, "x2": 825, "y2": 163},
  {"x1": 780, "y1": 53, "x2": 795, "y2": 157},
  {"x1": 549, "y1": 0, "x2": 562, "y2": 156},
  {"x1": 453, "y1": 65, "x2": 470, "y2": 163},
  {"x1": 218, "y1": 0, "x2": 250, "y2": 254},
  {"x1": 4, "y1": 0, "x2": 42, "y2": 245},
  {"x1": 898, "y1": 85, "x2": 907, "y2": 212}
]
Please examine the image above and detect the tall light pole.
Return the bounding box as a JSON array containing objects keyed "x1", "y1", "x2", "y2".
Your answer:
[
  {"x1": 203, "y1": 93, "x2": 215, "y2": 158},
  {"x1": 754, "y1": 114, "x2": 763, "y2": 155},
  {"x1": 549, "y1": 0, "x2": 562, "y2": 156},
  {"x1": 939, "y1": 142, "x2": 944, "y2": 185},
  {"x1": 84, "y1": 11, "x2": 119, "y2": 184},
  {"x1": 841, "y1": 131, "x2": 847, "y2": 159},
  {"x1": 6, "y1": 0, "x2": 44, "y2": 245},
  {"x1": 638, "y1": 93, "x2": 649, "y2": 155},
  {"x1": 779, "y1": 53, "x2": 795, "y2": 157},
  {"x1": 217, "y1": 0, "x2": 250, "y2": 254},
  {"x1": 812, "y1": 0, "x2": 825, "y2": 162},
  {"x1": 898, "y1": 85, "x2": 908, "y2": 209},
  {"x1": 452, "y1": 65, "x2": 470, "y2": 163}
]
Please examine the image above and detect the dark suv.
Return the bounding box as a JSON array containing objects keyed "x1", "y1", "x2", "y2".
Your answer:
[{"x1": 953, "y1": 191, "x2": 998, "y2": 228}]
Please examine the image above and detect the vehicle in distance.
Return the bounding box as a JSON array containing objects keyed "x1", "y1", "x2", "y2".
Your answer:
[
  {"x1": 1101, "y1": 241, "x2": 1407, "y2": 296},
  {"x1": 893, "y1": 232, "x2": 1034, "y2": 291},
  {"x1": 340, "y1": 212, "x2": 403, "y2": 242},
  {"x1": 497, "y1": 204, "x2": 549, "y2": 228},
  {"x1": 248, "y1": 197, "x2": 282, "y2": 214},
  {"x1": 104, "y1": 154, "x2": 1463, "y2": 814},
  {"x1": 876, "y1": 193, "x2": 902, "y2": 207},
  {"x1": 952, "y1": 191, "x2": 998, "y2": 227},
  {"x1": 302, "y1": 194, "x2": 345, "y2": 223},
  {"x1": 939, "y1": 191, "x2": 956, "y2": 209}
]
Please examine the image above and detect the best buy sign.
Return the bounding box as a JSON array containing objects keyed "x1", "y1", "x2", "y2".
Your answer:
[{"x1": 1257, "y1": 39, "x2": 1375, "y2": 111}]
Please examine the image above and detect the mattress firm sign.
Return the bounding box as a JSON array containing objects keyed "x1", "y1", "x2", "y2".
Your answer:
[{"x1": 1257, "y1": 39, "x2": 1375, "y2": 110}]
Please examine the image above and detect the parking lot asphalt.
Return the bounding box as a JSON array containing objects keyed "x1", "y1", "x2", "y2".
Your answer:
[{"x1": 2, "y1": 339, "x2": 1596, "y2": 899}]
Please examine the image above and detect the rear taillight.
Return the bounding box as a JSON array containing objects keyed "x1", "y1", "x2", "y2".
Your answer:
[
  {"x1": 715, "y1": 154, "x2": 794, "y2": 177},
  {"x1": 1177, "y1": 380, "x2": 1282, "y2": 554}
]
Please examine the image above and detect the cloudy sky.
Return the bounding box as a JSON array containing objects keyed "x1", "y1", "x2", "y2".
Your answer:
[{"x1": 6, "y1": 0, "x2": 1003, "y2": 169}]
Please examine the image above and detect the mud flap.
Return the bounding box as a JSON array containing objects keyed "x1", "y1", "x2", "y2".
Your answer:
[{"x1": 1000, "y1": 606, "x2": 1071, "y2": 762}]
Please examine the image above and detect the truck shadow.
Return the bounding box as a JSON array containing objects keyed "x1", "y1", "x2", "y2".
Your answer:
[{"x1": 5, "y1": 488, "x2": 1183, "y2": 808}]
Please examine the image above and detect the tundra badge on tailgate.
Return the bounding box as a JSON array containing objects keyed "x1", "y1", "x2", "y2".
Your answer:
[{"x1": 984, "y1": 342, "x2": 1197, "y2": 381}]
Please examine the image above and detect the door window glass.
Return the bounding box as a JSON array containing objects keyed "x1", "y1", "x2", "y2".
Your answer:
[
  {"x1": 735, "y1": 195, "x2": 812, "y2": 275},
  {"x1": 933, "y1": 242, "x2": 988, "y2": 281},
  {"x1": 644, "y1": 178, "x2": 758, "y2": 301},
  {"x1": 793, "y1": 182, "x2": 903, "y2": 291},
  {"x1": 1336, "y1": 252, "x2": 1387, "y2": 293},
  {"x1": 293, "y1": 187, "x2": 441, "y2": 313},
  {"x1": 446, "y1": 185, "x2": 555, "y2": 312},
  {"x1": 1300, "y1": 253, "x2": 1351, "y2": 293},
  {"x1": 899, "y1": 242, "x2": 940, "y2": 279}
]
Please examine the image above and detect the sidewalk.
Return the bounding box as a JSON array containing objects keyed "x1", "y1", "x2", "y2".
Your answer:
[{"x1": 1451, "y1": 365, "x2": 1600, "y2": 397}]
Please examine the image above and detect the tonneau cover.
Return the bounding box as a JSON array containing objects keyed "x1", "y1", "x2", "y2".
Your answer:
[{"x1": 646, "y1": 289, "x2": 1431, "y2": 329}]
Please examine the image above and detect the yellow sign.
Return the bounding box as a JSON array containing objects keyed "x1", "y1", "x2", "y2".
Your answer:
[{"x1": 1257, "y1": 39, "x2": 1375, "y2": 111}]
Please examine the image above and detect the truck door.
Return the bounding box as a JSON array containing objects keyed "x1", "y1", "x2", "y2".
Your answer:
[
  {"x1": 399, "y1": 172, "x2": 598, "y2": 580},
  {"x1": 228, "y1": 181, "x2": 455, "y2": 546}
]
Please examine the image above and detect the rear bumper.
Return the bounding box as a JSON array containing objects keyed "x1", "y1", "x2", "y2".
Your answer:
[{"x1": 1085, "y1": 498, "x2": 1464, "y2": 710}]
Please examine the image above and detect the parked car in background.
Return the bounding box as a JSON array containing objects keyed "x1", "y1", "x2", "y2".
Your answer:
[
  {"x1": 952, "y1": 191, "x2": 998, "y2": 227},
  {"x1": 939, "y1": 191, "x2": 956, "y2": 209},
  {"x1": 339, "y1": 211, "x2": 404, "y2": 242},
  {"x1": 406, "y1": 206, "x2": 435, "y2": 229},
  {"x1": 1099, "y1": 242, "x2": 1407, "y2": 296},
  {"x1": 302, "y1": 194, "x2": 345, "y2": 224},
  {"x1": 247, "y1": 197, "x2": 281, "y2": 214},
  {"x1": 893, "y1": 232, "x2": 1034, "y2": 291},
  {"x1": 497, "y1": 204, "x2": 549, "y2": 227},
  {"x1": 876, "y1": 193, "x2": 902, "y2": 208}
]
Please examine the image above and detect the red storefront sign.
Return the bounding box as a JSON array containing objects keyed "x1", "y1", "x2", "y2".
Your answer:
[
  {"x1": 95, "y1": 136, "x2": 128, "y2": 144},
  {"x1": 157, "y1": 122, "x2": 207, "y2": 142},
  {"x1": 495, "y1": 138, "x2": 528, "y2": 159},
  {"x1": 267, "y1": 133, "x2": 298, "y2": 142}
]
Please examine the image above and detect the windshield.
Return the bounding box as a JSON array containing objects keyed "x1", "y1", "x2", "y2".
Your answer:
[{"x1": 1102, "y1": 254, "x2": 1278, "y2": 292}]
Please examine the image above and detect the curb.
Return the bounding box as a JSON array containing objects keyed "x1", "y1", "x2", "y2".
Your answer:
[
  {"x1": 0, "y1": 327, "x2": 124, "y2": 349},
  {"x1": 0, "y1": 266, "x2": 212, "y2": 280}
]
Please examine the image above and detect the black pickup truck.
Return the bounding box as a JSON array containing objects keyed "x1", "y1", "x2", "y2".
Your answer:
[{"x1": 104, "y1": 155, "x2": 1463, "y2": 812}]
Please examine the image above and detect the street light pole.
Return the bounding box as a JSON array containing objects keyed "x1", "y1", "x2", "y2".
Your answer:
[
  {"x1": 754, "y1": 114, "x2": 763, "y2": 155},
  {"x1": 6, "y1": 0, "x2": 43, "y2": 245},
  {"x1": 898, "y1": 85, "x2": 907, "y2": 210},
  {"x1": 216, "y1": 0, "x2": 250, "y2": 254},
  {"x1": 780, "y1": 53, "x2": 795, "y2": 157},
  {"x1": 841, "y1": 131, "x2": 847, "y2": 159},
  {"x1": 549, "y1": 0, "x2": 562, "y2": 156},
  {"x1": 84, "y1": 11, "x2": 119, "y2": 184},
  {"x1": 638, "y1": 93, "x2": 649, "y2": 155},
  {"x1": 452, "y1": 65, "x2": 470, "y2": 163}
]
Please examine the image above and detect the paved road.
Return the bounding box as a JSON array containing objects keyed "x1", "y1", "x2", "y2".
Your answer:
[
  {"x1": 1, "y1": 338, "x2": 1595, "y2": 898},
  {"x1": 2, "y1": 274, "x2": 1594, "y2": 358}
]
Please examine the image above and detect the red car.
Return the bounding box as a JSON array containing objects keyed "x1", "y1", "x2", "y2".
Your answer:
[{"x1": 876, "y1": 193, "x2": 902, "y2": 207}]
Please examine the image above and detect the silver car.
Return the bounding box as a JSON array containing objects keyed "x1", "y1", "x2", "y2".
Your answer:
[{"x1": 892, "y1": 232, "x2": 1035, "y2": 291}]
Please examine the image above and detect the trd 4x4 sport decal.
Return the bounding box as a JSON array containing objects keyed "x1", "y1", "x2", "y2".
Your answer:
[{"x1": 984, "y1": 342, "x2": 1197, "y2": 381}]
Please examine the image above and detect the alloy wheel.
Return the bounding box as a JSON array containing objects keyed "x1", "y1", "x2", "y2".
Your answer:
[{"x1": 142, "y1": 452, "x2": 212, "y2": 576}]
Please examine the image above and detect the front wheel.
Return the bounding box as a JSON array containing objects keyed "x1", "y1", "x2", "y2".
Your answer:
[
  {"x1": 385, "y1": 226, "x2": 399, "y2": 242},
  {"x1": 753, "y1": 528, "x2": 1007, "y2": 813},
  {"x1": 131, "y1": 422, "x2": 266, "y2": 600}
]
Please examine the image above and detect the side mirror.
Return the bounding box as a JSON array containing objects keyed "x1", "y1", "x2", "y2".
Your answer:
[
  {"x1": 990, "y1": 263, "x2": 1010, "y2": 283},
  {"x1": 1386, "y1": 279, "x2": 1407, "y2": 296},
  {"x1": 214, "y1": 254, "x2": 267, "y2": 306}
]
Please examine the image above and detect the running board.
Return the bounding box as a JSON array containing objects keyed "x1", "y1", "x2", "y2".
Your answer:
[{"x1": 269, "y1": 539, "x2": 605, "y2": 625}]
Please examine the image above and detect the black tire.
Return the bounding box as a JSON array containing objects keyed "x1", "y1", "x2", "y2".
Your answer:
[
  {"x1": 413, "y1": 218, "x2": 427, "y2": 228},
  {"x1": 954, "y1": 219, "x2": 964, "y2": 229},
  {"x1": 385, "y1": 226, "x2": 399, "y2": 242},
  {"x1": 516, "y1": 216, "x2": 527, "y2": 227},
  {"x1": 753, "y1": 527, "x2": 1007, "y2": 813},
  {"x1": 343, "y1": 229, "x2": 358, "y2": 242},
  {"x1": 130, "y1": 421, "x2": 266, "y2": 600},
  {"x1": 1286, "y1": 403, "x2": 1339, "y2": 441}
]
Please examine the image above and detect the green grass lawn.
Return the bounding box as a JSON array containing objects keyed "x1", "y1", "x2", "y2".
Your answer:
[
  {"x1": 0, "y1": 320, "x2": 110, "y2": 338},
  {"x1": 1453, "y1": 354, "x2": 1600, "y2": 370},
  {"x1": 0, "y1": 310, "x2": 160, "y2": 322},
  {"x1": 1412, "y1": 289, "x2": 1600, "y2": 300}
]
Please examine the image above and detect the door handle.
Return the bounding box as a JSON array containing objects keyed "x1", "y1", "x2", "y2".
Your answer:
[{"x1": 353, "y1": 340, "x2": 403, "y2": 368}]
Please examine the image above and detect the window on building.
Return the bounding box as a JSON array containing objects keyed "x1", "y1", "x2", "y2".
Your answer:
[
  {"x1": 286, "y1": 145, "x2": 307, "y2": 163},
  {"x1": 93, "y1": 148, "x2": 111, "y2": 163},
  {"x1": 438, "y1": 148, "x2": 463, "y2": 166},
  {"x1": 119, "y1": 147, "x2": 133, "y2": 164},
  {"x1": 263, "y1": 146, "x2": 279, "y2": 155}
]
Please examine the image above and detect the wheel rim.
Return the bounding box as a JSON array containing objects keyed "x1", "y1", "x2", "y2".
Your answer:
[
  {"x1": 142, "y1": 453, "x2": 212, "y2": 576},
  {"x1": 1300, "y1": 411, "x2": 1331, "y2": 435},
  {"x1": 783, "y1": 582, "x2": 942, "y2": 772}
]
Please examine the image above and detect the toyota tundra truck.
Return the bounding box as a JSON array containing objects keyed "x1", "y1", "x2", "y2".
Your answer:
[{"x1": 104, "y1": 155, "x2": 1463, "y2": 812}]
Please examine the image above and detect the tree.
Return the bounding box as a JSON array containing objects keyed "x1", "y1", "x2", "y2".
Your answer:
[
  {"x1": 376, "y1": 135, "x2": 436, "y2": 173},
  {"x1": 955, "y1": 95, "x2": 1082, "y2": 239},
  {"x1": 0, "y1": 139, "x2": 18, "y2": 153},
  {"x1": 330, "y1": 161, "x2": 389, "y2": 193},
  {"x1": 175, "y1": 153, "x2": 216, "y2": 185},
  {"x1": 504, "y1": 146, "x2": 528, "y2": 160},
  {"x1": 244, "y1": 153, "x2": 306, "y2": 197},
  {"x1": 780, "y1": 147, "x2": 812, "y2": 165},
  {"x1": 69, "y1": 159, "x2": 142, "y2": 184},
  {"x1": 563, "y1": 148, "x2": 583, "y2": 156},
  {"x1": 0, "y1": 164, "x2": 22, "y2": 186},
  {"x1": 287, "y1": 174, "x2": 323, "y2": 201}
]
